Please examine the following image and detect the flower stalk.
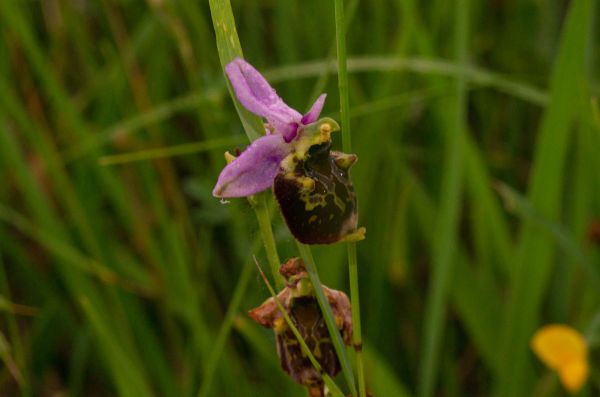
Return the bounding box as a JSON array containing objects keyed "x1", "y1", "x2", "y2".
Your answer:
[
  {"x1": 296, "y1": 242, "x2": 357, "y2": 396},
  {"x1": 250, "y1": 193, "x2": 284, "y2": 289},
  {"x1": 208, "y1": 0, "x2": 285, "y2": 288},
  {"x1": 347, "y1": 242, "x2": 365, "y2": 396},
  {"x1": 334, "y1": 0, "x2": 367, "y2": 396},
  {"x1": 334, "y1": 0, "x2": 352, "y2": 155}
]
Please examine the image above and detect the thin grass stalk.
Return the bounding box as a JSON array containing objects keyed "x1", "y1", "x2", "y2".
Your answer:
[
  {"x1": 495, "y1": 1, "x2": 593, "y2": 394},
  {"x1": 251, "y1": 194, "x2": 284, "y2": 289},
  {"x1": 333, "y1": 0, "x2": 366, "y2": 396},
  {"x1": 417, "y1": 0, "x2": 469, "y2": 396},
  {"x1": 0, "y1": 254, "x2": 27, "y2": 393},
  {"x1": 297, "y1": 242, "x2": 357, "y2": 396},
  {"x1": 308, "y1": 0, "x2": 360, "y2": 102},
  {"x1": 347, "y1": 243, "x2": 365, "y2": 395},
  {"x1": 98, "y1": 136, "x2": 245, "y2": 166},
  {"x1": 334, "y1": 0, "x2": 352, "y2": 154},
  {"x1": 199, "y1": 199, "x2": 287, "y2": 397},
  {"x1": 197, "y1": 239, "x2": 260, "y2": 397}
]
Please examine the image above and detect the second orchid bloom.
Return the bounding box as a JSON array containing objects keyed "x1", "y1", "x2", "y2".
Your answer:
[
  {"x1": 213, "y1": 58, "x2": 364, "y2": 244},
  {"x1": 249, "y1": 257, "x2": 353, "y2": 397}
]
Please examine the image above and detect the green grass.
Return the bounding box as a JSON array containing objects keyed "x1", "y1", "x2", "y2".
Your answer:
[
  {"x1": 0, "y1": 0, "x2": 599, "y2": 396},
  {"x1": 417, "y1": 1, "x2": 469, "y2": 396}
]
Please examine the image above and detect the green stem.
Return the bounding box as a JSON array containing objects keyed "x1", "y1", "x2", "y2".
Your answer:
[
  {"x1": 347, "y1": 242, "x2": 365, "y2": 396},
  {"x1": 252, "y1": 194, "x2": 284, "y2": 289},
  {"x1": 334, "y1": 0, "x2": 352, "y2": 154},
  {"x1": 417, "y1": 1, "x2": 468, "y2": 396},
  {"x1": 297, "y1": 242, "x2": 357, "y2": 396},
  {"x1": 208, "y1": 0, "x2": 263, "y2": 141},
  {"x1": 0, "y1": 253, "x2": 27, "y2": 392},
  {"x1": 197, "y1": 238, "x2": 261, "y2": 397},
  {"x1": 334, "y1": 1, "x2": 366, "y2": 396},
  {"x1": 585, "y1": 308, "x2": 600, "y2": 346},
  {"x1": 208, "y1": 0, "x2": 284, "y2": 289}
]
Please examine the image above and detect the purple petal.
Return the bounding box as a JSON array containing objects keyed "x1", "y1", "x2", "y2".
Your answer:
[
  {"x1": 212, "y1": 134, "x2": 288, "y2": 198},
  {"x1": 301, "y1": 94, "x2": 327, "y2": 124},
  {"x1": 280, "y1": 122, "x2": 299, "y2": 143},
  {"x1": 225, "y1": 58, "x2": 302, "y2": 139}
]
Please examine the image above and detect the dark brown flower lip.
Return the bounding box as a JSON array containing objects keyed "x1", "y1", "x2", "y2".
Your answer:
[
  {"x1": 247, "y1": 257, "x2": 353, "y2": 389},
  {"x1": 274, "y1": 141, "x2": 365, "y2": 245}
]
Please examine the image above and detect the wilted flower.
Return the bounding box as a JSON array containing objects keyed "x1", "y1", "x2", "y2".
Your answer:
[
  {"x1": 213, "y1": 58, "x2": 365, "y2": 244},
  {"x1": 248, "y1": 257, "x2": 352, "y2": 397},
  {"x1": 531, "y1": 324, "x2": 589, "y2": 393}
]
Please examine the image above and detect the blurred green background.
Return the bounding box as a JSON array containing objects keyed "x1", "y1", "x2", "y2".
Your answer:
[{"x1": 1, "y1": 0, "x2": 599, "y2": 396}]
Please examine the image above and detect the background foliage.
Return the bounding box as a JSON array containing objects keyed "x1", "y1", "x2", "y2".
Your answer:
[{"x1": 0, "y1": 0, "x2": 599, "y2": 396}]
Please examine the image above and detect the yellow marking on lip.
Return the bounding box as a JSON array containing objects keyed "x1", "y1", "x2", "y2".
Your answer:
[
  {"x1": 297, "y1": 176, "x2": 315, "y2": 192},
  {"x1": 280, "y1": 153, "x2": 298, "y2": 173},
  {"x1": 301, "y1": 193, "x2": 326, "y2": 211},
  {"x1": 274, "y1": 317, "x2": 287, "y2": 334},
  {"x1": 292, "y1": 119, "x2": 338, "y2": 158}
]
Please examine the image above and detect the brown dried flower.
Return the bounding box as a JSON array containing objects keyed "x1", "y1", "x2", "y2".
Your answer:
[{"x1": 248, "y1": 257, "x2": 352, "y2": 396}]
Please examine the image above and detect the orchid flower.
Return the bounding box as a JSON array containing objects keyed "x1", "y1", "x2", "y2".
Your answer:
[
  {"x1": 249, "y1": 257, "x2": 352, "y2": 397},
  {"x1": 212, "y1": 57, "x2": 328, "y2": 198},
  {"x1": 213, "y1": 58, "x2": 365, "y2": 244}
]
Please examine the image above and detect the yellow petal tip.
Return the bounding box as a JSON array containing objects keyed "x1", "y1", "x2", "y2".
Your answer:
[{"x1": 559, "y1": 359, "x2": 588, "y2": 393}]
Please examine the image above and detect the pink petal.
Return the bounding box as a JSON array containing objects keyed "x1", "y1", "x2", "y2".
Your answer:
[
  {"x1": 212, "y1": 134, "x2": 288, "y2": 198},
  {"x1": 301, "y1": 94, "x2": 327, "y2": 124},
  {"x1": 225, "y1": 58, "x2": 302, "y2": 139}
]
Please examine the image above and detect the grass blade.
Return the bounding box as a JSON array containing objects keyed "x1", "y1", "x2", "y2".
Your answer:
[
  {"x1": 333, "y1": 0, "x2": 366, "y2": 395},
  {"x1": 297, "y1": 242, "x2": 357, "y2": 396},
  {"x1": 417, "y1": 1, "x2": 469, "y2": 396},
  {"x1": 495, "y1": 0, "x2": 593, "y2": 395}
]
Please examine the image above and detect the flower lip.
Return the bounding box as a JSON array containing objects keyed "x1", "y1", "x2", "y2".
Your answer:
[{"x1": 247, "y1": 257, "x2": 353, "y2": 391}]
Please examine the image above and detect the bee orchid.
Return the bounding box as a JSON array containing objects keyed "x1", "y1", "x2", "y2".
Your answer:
[
  {"x1": 248, "y1": 257, "x2": 352, "y2": 397},
  {"x1": 212, "y1": 57, "x2": 328, "y2": 198},
  {"x1": 213, "y1": 58, "x2": 364, "y2": 244}
]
